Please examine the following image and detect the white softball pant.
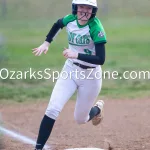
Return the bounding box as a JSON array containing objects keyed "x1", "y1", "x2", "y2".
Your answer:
[{"x1": 45, "y1": 60, "x2": 102, "y2": 124}]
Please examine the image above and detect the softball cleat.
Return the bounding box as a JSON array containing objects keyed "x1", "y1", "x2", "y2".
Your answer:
[{"x1": 92, "y1": 100, "x2": 104, "y2": 126}]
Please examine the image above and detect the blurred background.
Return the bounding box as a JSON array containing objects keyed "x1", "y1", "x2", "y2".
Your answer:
[
  {"x1": 0, "y1": 113, "x2": 3, "y2": 149},
  {"x1": 0, "y1": 0, "x2": 150, "y2": 102}
]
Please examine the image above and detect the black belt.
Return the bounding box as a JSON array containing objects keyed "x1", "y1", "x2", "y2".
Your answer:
[{"x1": 73, "y1": 62, "x2": 95, "y2": 69}]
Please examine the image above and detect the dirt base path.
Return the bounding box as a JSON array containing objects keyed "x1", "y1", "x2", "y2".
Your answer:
[{"x1": 0, "y1": 99, "x2": 150, "y2": 150}]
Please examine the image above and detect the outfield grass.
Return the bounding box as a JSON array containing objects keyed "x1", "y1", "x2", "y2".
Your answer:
[{"x1": 0, "y1": 0, "x2": 150, "y2": 101}]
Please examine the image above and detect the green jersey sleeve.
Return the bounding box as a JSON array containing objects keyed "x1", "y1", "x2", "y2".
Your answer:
[
  {"x1": 62, "y1": 14, "x2": 76, "y2": 26},
  {"x1": 89, "y1": 17, "x2": 107, "y2": 44}
]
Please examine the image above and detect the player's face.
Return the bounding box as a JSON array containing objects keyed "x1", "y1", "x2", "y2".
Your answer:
[{"x1": 77, "y1": 5, "x2": 93, "y2": 21}]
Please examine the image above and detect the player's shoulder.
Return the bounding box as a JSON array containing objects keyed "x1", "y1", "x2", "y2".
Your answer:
[
  {"x1": 62, "y1": 14, "x2": 76, "y2": 26},
  {"x1": 88, "y1": 17, "x2": 107, "y2": 43},
  {"x1": 88, "y1": 17, "x2": 104, "y2": 31}
]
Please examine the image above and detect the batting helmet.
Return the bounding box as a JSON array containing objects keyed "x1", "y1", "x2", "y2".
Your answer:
[{"x1": 72, "y1": 0, "x2": 98, "y2": 19}]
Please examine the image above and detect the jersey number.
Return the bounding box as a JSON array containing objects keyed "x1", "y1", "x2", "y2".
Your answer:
[{"x1": 84, "y1": 49, "x2": 92, "y2": 55}]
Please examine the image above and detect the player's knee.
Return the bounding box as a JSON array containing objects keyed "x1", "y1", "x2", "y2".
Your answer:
[{"x1": 45, "y1": 107, "x2": 60, "y2": 120}]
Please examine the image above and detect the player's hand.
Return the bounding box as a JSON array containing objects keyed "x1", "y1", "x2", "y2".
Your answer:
[
  {"x1": 32, "y1": 41, "x2": 50, "y2": 56},
  {"x1": 63, "y1": 48, "x2": 78, "y2": 59}
]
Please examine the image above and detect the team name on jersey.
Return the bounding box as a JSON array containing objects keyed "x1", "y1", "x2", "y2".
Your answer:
[{"x1": 68, "y1": 31, "x2": 91, "y2": 45}]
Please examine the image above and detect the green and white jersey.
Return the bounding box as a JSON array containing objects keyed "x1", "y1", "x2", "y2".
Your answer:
[{"x1": 62, "y1": 14, "x2": 107, "y2": 67}]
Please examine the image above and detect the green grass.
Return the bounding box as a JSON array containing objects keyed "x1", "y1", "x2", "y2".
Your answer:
[{"x1": 0, "y1": 0, "x2": 150, "y2": 102}]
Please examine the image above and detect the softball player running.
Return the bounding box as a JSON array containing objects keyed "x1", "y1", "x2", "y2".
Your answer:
[{"x1": 32, "y1": 0, "x2": 107, "y2": 149}]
